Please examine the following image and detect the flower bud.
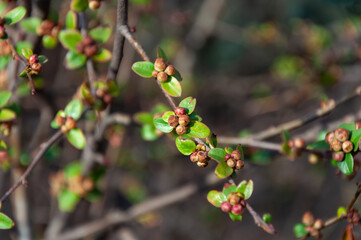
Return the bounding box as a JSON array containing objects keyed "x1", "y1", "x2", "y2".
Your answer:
[
  {"x1": 196, "y1": 161, "x2": 208, "y2": 168},
  {"x1": 89, "y1": 0, "x2": 101, "y2": 9},
  {"x1": 157, "y1": 72, "x2": 168, "y2": 82},
  {"x1": 31, "y1": 63, "x2": 42, "y2": 74},
  {"x1": 231, "y1": 204, "x2": 244, "y2": 215},
  {"x1": 175, "y1": 125, "x2": 187, "y2": 135},
  {"x1": 29, "y1": 54, "x2": 39, "y2": 64},
  {"x1": 76, "y1": 42, "x2": 85, "y2": 54},
  {"x1": 190, "y1": 152, "x2": 198, "y2": 162},
  {"x1": 225, "y1": 154, "x2": 231, "y2": 160},
  {"x1": 334, "y1": 128, "x2": 349, "y2": 142},
  {"x1": 65, "y1": 117, "x2": 76, "y2": 130},
  {"x1": 226, "y1": 158, "x2": 236, "y2": 168},
  {"x1": 325, "y1": 131, "x2": 335, "y2": 144},
  {"x1": 96, "y1": 88, "x2": 105, "y2": 98},
  {"x1": 84, "y1": 45, "x2": 99, "y2": 57},
  {"x1": 55, "y1": 115, "x2": 65, "y2": 126},
  {"x1": 330, "y1": 139, "x2": 342, "y2": 152},
  {"x1": 302, "y1": 211, "x2": 315, "y2": 226},
  {"x1": 164, "y1": 65, "x2": 176, "y2": 76},
  {"x1": 152, "y1": 70, "x2": 158, "y2": 78},
  {"x1": 342, "y1": 140, "x2": 353, "y2": 153},
  {"x1": 174, "y1": 107, "x2": 186, "y2": 116},
  {"x1": 61, "y1": 125, "x2": 68, "y2": 133},
  {"x1": 332, "y1": 151, "x2": 344, "y2": 162},
  {"x1": 294, "y1": 138, "x2": 305, "y2": 149},
  {"x1": 103, "y1": 94, "x2": 113, "y2": 105},
  {"x1": 178, "y1": 115, "x2": 190, "y2": 126},
  {"x1": 229, "y1": 193, "x2": 241, "y2": 205},
  {"x1": 154, "y1": 58, "x2": 166, "y2": 71},
  {"x1": 197, "y1": 151, "x2": 208, "y2": 163},
  {"x1": 168, "y1": 115, "x2": 179, "y2": 128},
  {"x1": 83, "y1": 35, "x2": 95, "y2": 46},
  {"x1": 220, "y1": 201, "x2": 232, "y2": 213},
  {"x1": 356, "y1": 121, "x2": 361, "y2": 130},
  {"x1": 231, "y1": 150, "x2": 242, "y2": 160},
  {"x1": 235, "y1": 160, "x2": 244, "y2": 170},
  {"x1": 313, "y1": 219, "x2": 323, "y2": 230}
]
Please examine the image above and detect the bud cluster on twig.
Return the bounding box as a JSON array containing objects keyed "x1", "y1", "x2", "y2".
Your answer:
[
  {"x1": 152, "y1": 58, "x2": 177, "y2": 83},
  {"x1": 190, "y1": 143, "x2": 209, "y2": 168}
]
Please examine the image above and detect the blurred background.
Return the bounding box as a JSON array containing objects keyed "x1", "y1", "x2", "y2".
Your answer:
[{"x1": 2, "y1": 0, "x2": 361, "y2": 239}]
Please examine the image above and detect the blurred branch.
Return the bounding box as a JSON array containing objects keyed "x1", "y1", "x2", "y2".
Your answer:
[
  {"x1": 246, "y1": 203, "x2": 276, "y2": 234},
  {"x1": 217, "y1": 137, "x2": 282, "y2": 151}
]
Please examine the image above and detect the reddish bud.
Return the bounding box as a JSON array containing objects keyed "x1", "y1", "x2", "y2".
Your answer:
[
  {"x1": 197, "y1": 151, "x2": 208, "y2": 163},
  {"x1": 157, "y1": 72, "x2": 168, "y2": 82},
  {"x1": 178, "y1": 115, "x2": 190, "y2": 126},
  {"x1": 235, "y1": 160, "x2": 244, "y2": 170},
  {"x1": 332, "y1": 151, "x2": 344, "y2": 162},
  {"x1": 152, "y1": 70, "x2": 158, "y2": 78},
  {"x1": 356, "y1": 121, "x2": 361, "y2": 130},
  {"x1": 164, "y1": 65, "x2": 176, "y2": 76},
  {"x1": 175, "y1": 125, "x2": 187, "y2": 135},
  {"x1": 231, "y1": 150, "x2": 242, "y2": 160},
  {"x1": 65, "y1": 117, "x2": 76, "y2": 130},
  {"x1": 302, "y1": 211, "x2": 315, "y2": 226},
  {"x1": 190, "y1": 152, "x2": 198, "y2": 162},
  {"x1": 129, "y1": 26, "x2": 136, "y2": 33},
  {"x1": 168, "y1": 115, "x2": 179, "y2": 128},
  {"x1": 0, "y1": 25, "x2": 6, "y2": 39},
  {"x1": 231, "y1": 204, "x2": 244, "y2": 215},
  {"x1": 225, "y1": 154, "x2": 231, "y2": 160},
  {"x1": 325, "y1": 131, "x2": 335, "y2": 144},
  {"x1": 31, "y1": 63, "x2": 42, "y2": 74},
  {"x1": 288, "y1": 140, "x2": 295, "y2": 148},
  {"x1": 294, "y1": 138, "x2": 305, "y2": 149},
  {"x1": 229, "y1": 193, "x2": 241, "y2": 205},
  {"x1": 103, "y1": 94, "x2": 113, "y2": 105},
  {"x1": 226, "y1": 158, "x2": 236, "y2": 168},
  {"x1": 154, "y1": 58, "x2": 166, "y2": 71},
  {"x1": 221, "y1": 201, "x2": 232, "y2": 213},
  {"x1": 174, "y1": 107, "x2": 186, "y2": 116},
  {"x1": 342, "y1": 140, "x2": 353, "y2": 153},
  {"x1": 334, "y1": 128, "x2": 349, "y2": 142},
  {"x1": 330, "y1": 139, "x2": 342, "y2": 152},
  {"x1": 82, "y1": 35, "x2": 95, "y2": 46},
  {"x1": 313, "y1": 219, "x2": 323, "y2": 230},
  {"x1": 84, "y1": 45, "x2": 99, "y2": 57},
  {"x1": 29, "y1": 54, "x2": 39, "y2": 64},
  {"x1": 89, "y1": 0, "x2": 101, "y2": 9},
  {"x1": 55, "y1": 115, "x2": 65, "y2": 126}
]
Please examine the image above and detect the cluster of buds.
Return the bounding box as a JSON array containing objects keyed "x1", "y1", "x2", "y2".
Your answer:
[
  {"x1": 27, "y1": 54, "x2": 42, "y2": 75},
  {"x1": 302, "y1": 211, "x2": 324, "y2": 239},
  {"x1": 88, "y1": 0, "x2": 103, "y2": 10},
  {"x1": 190, "y1": 143, "x2": 209, "y2": 168},
  {"x1": 0, "y1": 18, "x2": 7, "y2": 39},
  {"x1": 50, "y1": 172, "x2": 94, "y2": 197},
  {"x1": 36, "y1": 20, "x2": 60, "y2": 38},
  {"x1": 287, "y1": 137, "x2": 305, "y2": 158},
  {"x1": 220, "y1": 192, "x2": 246, "y2": 216},
  {"x1": 82, "y1": 81, "x2": 114, "y2": 110},
  {"x1": 347, "y1": 208, "x2": 361, "y2": 226},
  {"x1": 152, "y1": 58, "x2": 177, "y2": 83},
  {"x1": 55, "y1": 115, "x2": 77, "y2": 133},
  {"x1": 0, "y1": 41, "x2": 11, "y2": 56},
  {"x1": 325, "y1": 128, "x2": 353, "y2": 162},
  {"x1": 168, "y1": 107, "x2": 190, "y2": 135},
  {"x1": 225, "y1": 150, "x2": 244, "y2": 170},
  {"x1": 76, "y1": 35, "x2": 99, "y2": 58}
]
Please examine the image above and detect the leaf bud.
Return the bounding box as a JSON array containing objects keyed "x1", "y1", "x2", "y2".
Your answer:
[
  {"x1": 220, "y1": 201, "x2": 232, "y2": 213},
  {"x1": 174, "y1": 107, "x2": 186, "y2": 116},
  {"x1": 231, "y1": 150, "x2": 242, "y2": 160},
  {"x1": 84, "y1": 45, "x2": 99, "y2": 57},
  {"x1": 302, "y1": 211, "x2": 315, "y2": 226},
  {"x1": 175, "y1": 125, "x2": 187, "y2": 135},
  {"x1": 157, "y1": 72, "x2": 168, "y2": 82},
  {"x1": 342, "y1": 140, "x2": 353, "y2": 153},
  {"x1": 154, "y1": 58, "x2": 166, "y2": 71},
  {"x1": 0, "y1": 25, "x2": 6, "y2": 39},
  {"x1": 55, "y1": 115, "x2": 65, "y2": 126},
  {"x1": 288, "y1": 140, "x2": 294, "y2": 148},
  {"x1": 356, "y1": 121, "x2": 361, "y2": 130},
  {"x1": 178, "y1": 114, "x2": 190, "y2": 126},
  {"x1": 334, "y1": 128, "x2": 349, "y2": 142},
  {"x1": 65, "y1": 117, "x2": 76, "y2": 130},
  {"x1": 167, "y1": 115, "x2": 179, "y2": 128},
  {"x1": 164, "y1": 65, "x2": 176, "y2": 76}
]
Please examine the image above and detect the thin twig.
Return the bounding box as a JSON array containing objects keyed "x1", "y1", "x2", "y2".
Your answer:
[
  {"x1": 246, "y1": 203, "x2": 277, "y2": 234},
  {"x1": 217, "y1": 137, "x2": 282, "y2": 151}
]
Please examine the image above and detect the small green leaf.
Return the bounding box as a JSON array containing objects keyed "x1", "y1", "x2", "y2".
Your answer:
[
  {"x1": 0, "y1": 109, "x2": 16, "y2": 122},
  {"x1": 294, "y1": 223, "x2": 308, "y2": 238},
  {"x1": 236, "y1": 180, "x2": 254, "y2": 199},
  {"x1": 338, "y1": 123, "x2": 355, "y2": 131},
  {"x1": 175, "y1": 137, "x2": 196, "y2": 155},
  {"x1": 71, "y1": 0, "x2": 88, "y2": 12},
  {"x1": 179, "y1": 97, "x2": 196, "y2": 115},
  {"x1": 263, "y1": 213, "x2": 272, "y2": 223},
  {"x1": 66, "y1": 128, "x2": 86, "y2": 149},
  {"x1": 207, "y1": 190, "x2": 227, "y2": 207},
  {"x1": 4, "y1": 6, "x2": 26, "y2": 25},
  {"x1": 38, "y1": 55, "x2": 48, "y2": 64},
  {"x1": 337, "y1": 207, "x2": 347, "y2": 219},
  {"x1": 131, "y1": 61, "x2": 154, "y2": 78},
  {"x1": 58, "y1": 189, "x2": 80, "y2": 212},
  {"x1": 0, "y1": 2, "x2": 6, "y2": 15},
  {"x1": 15, "y1": 41, "x2": 33, "y2": 56},
  {"x1": 58, "y1": 29, "x2": 82, "y2": 50},
  {"x1": 64, "y1": 162, "x2": 82, "y2": 179},
  {"x1": 92, "y1": 48, "x2": 112, "y2": 62},
  {"x1": 225, "y1": 147, "x2": 233, "y2": 155},
  {"x1": 157, "y1": 47, "x2": 167, "y2": 62},
  {"x1": 189, "y1": 112, "x2": 202, "y2": 121},
  {"x1": 0, "y1": 140, "x2": 7, "y2": 151},
  {"x1": 282, "y1": 130, "x2": 291, "y2": 142},
  {"x1": 162, "y1": 111, "x2": 175, "y2": 122},
  {"x1": 0, "y1": 55, "x2": 10, "y2": 70},
  {"x1": 187, "y1": 121, "x2": 210, "y2": 138},
  {"x1": 306, "y1": 140, "x2": 330, "y2": 150},
  {"x1": 65, "y1": 100, "x2": 83, "y2": 120},
  {"x1": 134, "y1": 112, "x2": 153, "y2": 125},
  {"x1": 0, "y1": 91, "x2": 12, "y2": 108},
  {"x1": 0, "y1": 212, "x2": 14, "y2": 229},
  {"x1": 350, "y1": 129, "x2": 361, "y2": 152},
  {"x1": 89, "y1": 26, "x2": 111, "y2": 43},
  {"x1": 215, "y1": 161, "x2": 234, "y2": 179},
  {"x1": 20, "y1": 17, "x2": 41, "y2": 34},
  {"x1": 160, "y1": 76, "x2": 182, "y2": 97},
  {"x1": 223, "y1": 184, "x2": 237, "y2": 197},
  {"x1": 65, "y1": 50, "x2": 86, "y2": 69},
  {"x1": 229, "y1": 212, "x2": 242, "y2": 221},
  {"x1": 206, "y1": 134, "x2": 217, "y2": 148},
  {"x1": 208, "y1": 148, "x2": 226, "y2": 162},
  {"x1": 154, "y1": 117, "x2": 174, "y2": 133},
  {"x1": 141, "y1": 124, "x2": 159, "y2": 141},
  {"x1": 337, "y1": 153, "x2": 354, "y2": 175},
  {"x1": 65, "y1": 11, "x2": 77, "y2": 29},
  {"x1": 21, "y1": 47, "x2": 33, "y2": 59},
  {"x1": 42, "y1": 35, "x2": 58, "y2": 49}
]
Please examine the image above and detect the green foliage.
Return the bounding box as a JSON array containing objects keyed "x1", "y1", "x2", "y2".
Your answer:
[
  {"x1": 4, "y1": 6, "x2": 26, "y2": 25},
  {"x1": 65, "y1": 11, "x2": 77, "y2": 29},
  {"x1": 134, "y1": 112, "x2": 153, "y2": 125},
  {"x1": 0, "y1": 56, "x2": 10, "y2": 70},
  {"x1": 89, "y1": 26, "x2": 111, "y2": 43},
  {"x1": 263, "y1": 213, "x2": 272, "y2": 223},
  {"x1": 306, "y1": 140, "x2": 329, "y2": 150},
  {"x1": 71, "y1": 0, "x2": 88, "y2": 12},
  {"x1": 293, "y1": 223, "x2": 308, "y2": 238},
  {"x1": 65, "y1": 50, "x2": 87, "y2": 69},
  {"x1": 154, "y1": 117, "x2": 174, "y2": 133},
  {"x1": 59, "y1": 29, "x2": 82, "y2": 51},
  {"x1": 179, "y1": 97, "x2": 196, "y2": 115},
  {"x1": 157, "y1": 46, "x2": 168, "y2": 61},
  {"x1": 64, "y1": 162, "x2": 83, "y2": 179},
  {"x1": 0, "y1": 91, "x2": 11, "y2": 108},
  {"x1": 160, "y1": 76, "x2": 182, "y2": 97},
  {"x1": 187, "y1": 121, "x2": 210, "y2": 138},
  {"x1": 65, "y1": 100, "x2": 83, "y2": 120},
  {"x1": 236, "y1": 180, "x2": 254, "y2": 199},
  {"x1": 350, "y1": 129, "x2": 361, "y2": 152},
  {"x1": 66, "y1": 128, "x2": 86, "y2": 149},
  {"x1": 132, "y1": 61, "x2": 155, "y2": 78},
  {"x1": 207, "y1": 190, "x2": 227, "y2": 207},
  {"x1": 21, "y1": 47, "x2": 33, "y2": 59},
  {"x1": 208, "y1": 148, "x2": 227, "y2": 162},
  {"x1": 336, "y1": 153, "x2": 354, "y2": 175},
  {"x1": 162, "y1": 111, "x2": 175, "y2": 122},
  {"x1": 175, "y1": 137, "x2": 196, "y2": 155},
  {"x1": 0, "y1": 212, "x2": 14, "y2": 229},
  {"x1": 92, "y1": 48, "x2": 112, "y2": 62},
  {"x1": 20, "y1": 17, "x2": 41, "y2": 34},
  {"x1": 0, "y1": 109, "x2": 16, "y2": 122},
  {"x1": 215, "y1": 162, "x2": 233, "y2": 179},
  {"x1": 229, "y1": 212, "x2": 242, "y2": 221},
  {"x1": 58, "y1": 189, "x2": 80, "y2": 212},
  {"x1": 141, "y1": 124, "x2": 159, "y2": 141},
  {"x1": 42, "y1": 36, "x2": 58, "y2": 49},
  {"x1": 15, "y1": 41, "x2": 33, "y2": 56}
]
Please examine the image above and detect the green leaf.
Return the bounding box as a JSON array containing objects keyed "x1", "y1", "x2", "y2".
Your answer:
[
  {"x1": 337, "y1": 153, "x2": 354, "y2": 175},
  {"x1": 0, "y1": 212, "x2": 14, "y2": 229},
  {"x1": 89, "y1": 26, "x2": 111, "y2": 43},
  {"x1": 306, "y1": 140, "x2": 330, "y2": 150},
  {"x1": 51, "y1": 110, "x2": 66, "y2": 129},
  {"x1": 187, "y1": 121, "x2": 210, "y2": 138},
  {"x1": 38, "y1": 55, "x2": 48, "y2": 64},
  {"x1": 42, "y1": 35, "x2": 58, "y2": 49},
  {"x1": 58, "y1": 29, "x2": 82, "y2": 50},
  {"x1": 71, "y1": 0, "x2": 88, "y2": 12},
  {"x1": 208, "y1": 148, "x2": 226, "y2": 162},
  {"x1": 189, "y1": 112, "x2": 202, "y2": 121},
  {"x1": 223, "y1": 184, "x2": 237, "y2": 197},
  {"x1": 179, "y1": 97, "x2": 196, "y2": 115},
  {"x1": 294, "y1": 223, "x2": 308, "y2": 238},
  {"x1": 229, "y1": 212, "x2": 242, "y2": 221},
  {"x1": 65, "y1": 100, "x2": 83, "y2": 120},
  {"x1": 152, "y1": 104, "x2": 169, "y2": 114},
  {"x1": 0, "y1": 2, "x2": 6, "y2": 15},
  {"x1": 0, "y1": 91, "x2": 12, "y2": 108},
  {"x1": 58, "y1": 189, "x2": 80, "y2": 212},
  {"x1": 175, "y1": 137, "x2": 196, "y2": 155},
  {"x1": 236, "y1": 180, "x2": 254, "y2": 199},
  {"x1": 20, "y1": 17, "x2": 41, "y2": 34},
  {"x1": 337, "y1": 206, "x2": 347, "y2": 219},
  {"x1": 131, "y1": 61, "x2": 154, "y2": 78},
  {"x1": 134, "y1": 112, "x2": 154, "y2": 125},
  {"x1": 4, "y1": 6, "x2": 26, "y2": 25},
  {"x1": 65, "y1": 11, "x2": 77, "y2": 29},
  {"x1": 157, "y1": 47, "x2": 167, "y2": 62},
  {"x1": 338, "y1": 123, "x2": 355, "y2": 132},
  {"x1": 21, "y1": 47, "x2": 33, "y2": 59},
  {"x1": 64, "y1": 162, "x2": 82, "y2": 179},
  {"x1": 215, "y1": 161, "x2": 234, "y2": 179},
  {"x1": 225, "y1": 147, "x2": 233, "y2": 155},
  {"x1": 141, "y1": 124, "x2": 159, "y2": 141},
  {"x1": 0, "y1": 55, "x2": 10, "y2": 70},
  {"x1": 160, "y1": 76, "x2": 182, "y2": 97},
  {"x1": 206, "y1": 134, "x2": 217, "y2": 148},
  {"x1": 154, "y1": 117, "x2": 174, "y2": 133},
  {"x1": 66, "y1": 128, "x2": 86, "y2": 149},
  {"x1": 282, "y1": 130, "x2": 291, "y2": 142},
  {"x1": 0, "y1": 109, "x2": 16, "y2": 122},
  {"x1": 162, "y1": 111, "x2": 175, "y2": 122},
  {"x1": 0, "y1": 140, "x2": 7, "y2": 151},
  {"x1": 15, "y1": 41, "x2": 33, "y2": 56},
  {"x1": 92, "y1": 48, "x2": 112, "y2": 62},
  {"x1": 207, "y1": 190, "x2": 227, "y2": 207},
  {"x1": 350, "y1": 129, "x2": 361, "y2": 152},
  {"x1": 65, "y1": 50, "x2": 86, "y2": 69}
]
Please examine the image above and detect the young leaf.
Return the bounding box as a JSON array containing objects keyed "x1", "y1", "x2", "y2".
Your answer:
[
  {"x1": 65, "y1": 50, "x2": 86, "y2": 69},
  {"x1": 154, "y1": 117, "x2": 174, "y2": 133},
  {"x1": 0, "y1": 91, "x2": 12, "y2": 108},
  {"x1": 350, "y1": 129, "x2": 361, "y2": 152},
  {"x1": 38, "y1": 55, "x2": 48, "y2": 64},
  {"x1": 58, "y1": 29, "x2": 82, "y2": 50},
  {"x1": 134, "y1": 112, "x2": 154, "y2": 125},
  {"x1": 0, "y1": 212, "x2": 14, "y2": 229},
  {"x1": 65, "y1": 100, "x2": 83, "y2": 120},
  {"x1": 131, "y1": 61, "x2": 154, "y2": 78},
  {"x1": 21, "y1": 47, "x2": 33, "y2": 59},
  {"x1": 189, "y1": 112, "x2": 202, "y2": 121},
  {"x1": 89, "y1": 26, "x2": 111, "y2": 43},
  {"x1": 4, "y1": 6, "x2": 26, "y2": 25},
  {"x1": 179, "y1": 97, "x2": 196, "y2": 115},
  {"x1": 215, "y1": 161, "x2": 234, "y2": 179},
  {"x1": 42, "y1": 35, "x2": 58, "y2": 49},
  {"x1": 338, "y1": 123, "x2": 355, "y2": 131},
  {"x1": 66, "y1": 128, "x2": 86, "y2": 149},
  {"x1": 225, "y1": 147, "x2": 233, "y2": 155},
  {"x1": 208, "y1": 148, "x2": 226, "y2": 162},
  {"x1": 15, "y1": 41, "x2": 33, "y2": 56},
  {"x1": 71, "y1": 0, "x2": 88, "y2": 12},
  {"x1": 236, "y1": 180, "x2": 254, "y2": 199},
  {"x1": 337, "y1": 153, "x2": 354, "y2": 175},
  {"x1": 58, "y1": 189, "x2": 80, "y2": 212},
  {"x1": 162, "y1": 111, "x2": 175, "y2": 122},
  {"x1": 157, "y1": 47, "x2": 168, "y2": 62},
  {"x1": 223, "y1": 184, "x2": 237, "y2": 197},
  {"x1": 65, "y1": 11, "x2": 77, "y2": 29},
  {"x1": 92, "y1": 48, "x2": 112, "y2": 62},
  {"x1": 306, "y1": 140, "x2": 330, "y2": 150},
  {"x1": 141, "y1": 124, "x2": 159, "y2": 141},
  {"x1": 160, "y1": 76, "x2": 182, "y2": 97},
  {"x1": 187, "y1": 121, "x2": 210, "y2": 138},
  {"x1": 175, "y1": 137, "x2": 196, "y2": 155},
  {"x1": 0, "y1": 109, "x2": 16, "y2": 122},
  {"x1": 337, "y1": 207, "x2": 347, "y2": 219},
  {"x1": 229, "y1": 212, "x2": 242, "y2": 221},
  {"x1": 207, "y1": 190, "x2": 227, "y2": 207},
  {"x1": 64, "y1": 162, "x2": 82, "y2": 179},
  {"x1": 20, "y1": 17, "x2": 41, "y2": 34},
  {"x1": 293, "y1": 223, "x2": 307, "y2": 238}
]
